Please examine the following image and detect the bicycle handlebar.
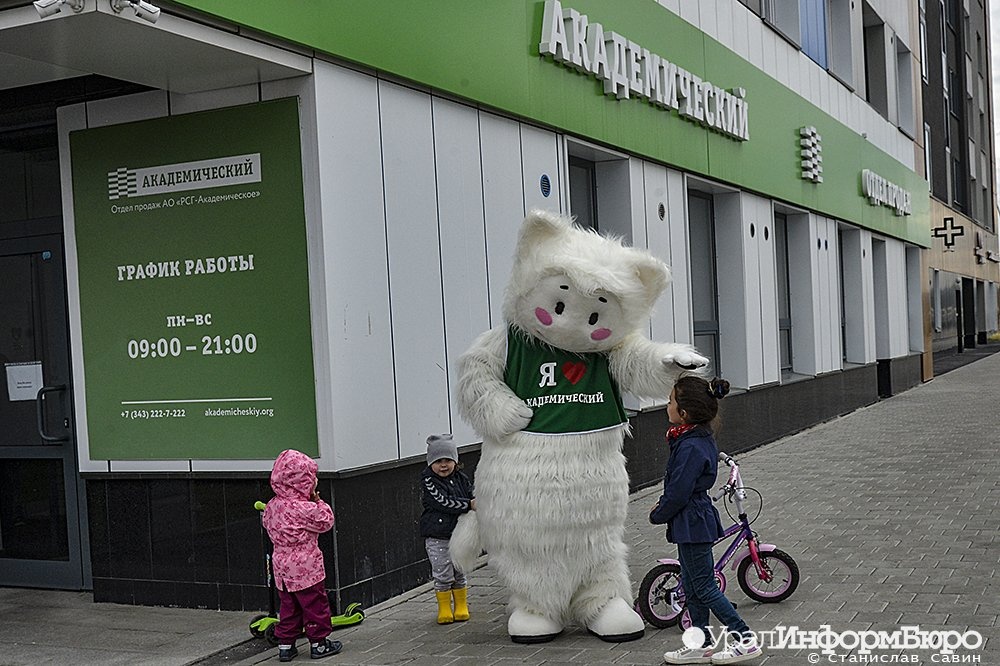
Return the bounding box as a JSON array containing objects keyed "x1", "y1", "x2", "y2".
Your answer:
[{"x1": 718, "y1": 451, "x2": 737, "y2": 466}]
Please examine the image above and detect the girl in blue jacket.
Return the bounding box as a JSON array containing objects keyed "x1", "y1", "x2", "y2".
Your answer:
[{"x1": 650, "y1": 376, "x2": 760, "y2": 665}]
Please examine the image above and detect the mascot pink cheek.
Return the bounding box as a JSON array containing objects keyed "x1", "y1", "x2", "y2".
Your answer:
[
  {"x1": 535, "y1": 308, "x2": 553, "y2": 326},
  {"x1": 591, "y1": 328, "x2": 612, "y2": 341}
]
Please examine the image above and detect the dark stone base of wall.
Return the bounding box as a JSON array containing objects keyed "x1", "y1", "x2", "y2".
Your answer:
[
  {"x1": 89, "y1": 362, "x2": 894, "y2": 612},
  {"x1": 877, "y1": 354, "x2": 922, "y2": 398}
]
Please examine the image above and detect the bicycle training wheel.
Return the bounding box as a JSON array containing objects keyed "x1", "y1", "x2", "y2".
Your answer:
[
  {"x1": 636, "y1": 563, "x2": 684, "y2": 628},
  {"x1": 736, "y1": 548, "x2": 800, "y2": 603}
]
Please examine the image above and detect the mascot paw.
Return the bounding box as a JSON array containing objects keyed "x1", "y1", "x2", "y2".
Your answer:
[
  {"x1": 586, "y1": 597, "x2": 645, "y2": 643},
  {"x1": 663, "y1": 351, "x2": 709, "y2": 371},
  {"x1": 498, "y1": 399, "x2": 533, "y2": 436},
  {"x1": 508, "y1": 609, "x2": 564, "y2": 644}
]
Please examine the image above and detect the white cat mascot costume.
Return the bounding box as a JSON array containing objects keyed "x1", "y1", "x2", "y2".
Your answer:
[{"x1": 451, "y1": 209, "x2": 708, "y2": 643}]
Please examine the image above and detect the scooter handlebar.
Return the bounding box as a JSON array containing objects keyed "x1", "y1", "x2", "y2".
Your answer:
[{"x1": 254, "y1": 500, "x2": 267, "y2": 512}]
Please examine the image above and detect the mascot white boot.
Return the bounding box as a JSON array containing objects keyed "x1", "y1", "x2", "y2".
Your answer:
[{"x1": 451, "y1": 210, "x2": 708, "y2": 643}]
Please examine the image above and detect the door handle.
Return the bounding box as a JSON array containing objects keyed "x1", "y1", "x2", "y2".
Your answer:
[{"x1": 36, "y1": 384, "x2": 70, "y2": 443}]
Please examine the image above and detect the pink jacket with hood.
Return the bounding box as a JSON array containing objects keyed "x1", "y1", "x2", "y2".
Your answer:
[{"x1": 262, "y1": 449, "x2": 334, "y2": 592}]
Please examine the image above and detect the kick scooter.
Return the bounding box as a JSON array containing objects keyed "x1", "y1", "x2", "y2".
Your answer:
[{"x1": 249, "y1": 500, "x2": 365, "y2": 645}]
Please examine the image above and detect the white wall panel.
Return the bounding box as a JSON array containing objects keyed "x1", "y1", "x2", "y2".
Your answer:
[
  {"x1": 714, "y1": 0, "x2": 733, "y2": 47},
  {"x1": 715, "y1": 192, "x2": 748, "y2": 389},
  {"x1": 379, "y1": 81, "x2": 450, "y2": 461},
  {"x1": 169, "y1": 85, "x2": 259, "y2": 115},
  {"x1": 520, "y1": 123, "x2": 562, "y2": 215},
  {"x1": 668, "y1": 170, "x2": 692, "y2": 345},
  {"x1": 433, "y1": 97, "x2": 491, "y2": 447},
  {"x1": 481, "y1": 112, "x2": 525, "y2": 328},
  {"x1": 746, "y1": 16, "x2": 764, "y2": 69},
  {"x1": 85, "y1": 90, "x2": 168, "y2": 128},
  {"x1": 788, "y1": 213, "x2": 820, "y2": 375},
  {"x1": 732, "y1": 5, "x2": 750, "y2": 60},
  {"x1": 699, "y1": 0, "x2": 718, "y2": 40},
  {"x1": 741, "y1": 193, "x2": 763, "y2": 386},
  {"x1": 886, "y1": 239, "x2": 909, "y2": 357},
  {"x1": 757, "y1": 197, "x2": 780, "y2": 384},
  {"x1": 644, "y1": 162, "x2": 673, "y2": 343},
  {"x1": 825, "y1": 218, "x2": 843, "y2": 370},
  {"x1": 314, "y1": 62, "x2": 396, "y2": 469}
]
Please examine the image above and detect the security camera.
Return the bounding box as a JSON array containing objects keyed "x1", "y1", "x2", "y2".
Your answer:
[
  {"x1": 133, "y1": 0, "x2": 159, "y2": 22},
  {"x1": 109, "y1": 0, "x2": 159, "y2": 23},
  {"x1": 33, "y1": 0, "x2": 84, "y2": 18}
]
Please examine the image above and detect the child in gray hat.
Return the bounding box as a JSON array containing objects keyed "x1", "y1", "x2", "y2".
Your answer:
[{"x1": 419, "y1": 434, "x2": 475, "y2": 624}]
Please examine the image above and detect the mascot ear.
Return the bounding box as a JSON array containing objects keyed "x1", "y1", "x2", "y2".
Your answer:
[
  {"x1": 517, "y1": 209, "x2": 572, "y2": 254},
  {"x1": 632, "y1": 253, "x2": 670, "y2": 308}
]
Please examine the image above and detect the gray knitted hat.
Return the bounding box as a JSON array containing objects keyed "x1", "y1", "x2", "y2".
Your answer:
[{"x1": 426, "y1": 433, "x2": 458, "y2": 465}]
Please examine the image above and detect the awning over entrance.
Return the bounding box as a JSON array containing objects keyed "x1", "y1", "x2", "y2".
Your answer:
[{"x1": 0, "y1": 0, "x2": 311, "y2": 93}]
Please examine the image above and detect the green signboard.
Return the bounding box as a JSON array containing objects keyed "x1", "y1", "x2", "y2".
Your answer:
[{"x1": 70, "y1": 98, "x2": 318, "y2": 460}]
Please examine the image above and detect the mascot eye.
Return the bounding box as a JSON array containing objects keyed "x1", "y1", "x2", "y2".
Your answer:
[
  {"x1": 599, "y1": 297, "x2": 607, "y2": 303},
  {"x1": 560, "y1": 285, "x2": 569, "y2": 290},
  {"x1": 589, "y1": 312, "x2": 599, "y2": 325},
  {"x1": 555, "y1": 302, "x2": 565, "y2": 315}
]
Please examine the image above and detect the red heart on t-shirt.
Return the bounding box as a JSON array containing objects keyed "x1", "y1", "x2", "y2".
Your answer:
[{"x1": 562, "y1": 361, "x2": 586, "y2": 385}]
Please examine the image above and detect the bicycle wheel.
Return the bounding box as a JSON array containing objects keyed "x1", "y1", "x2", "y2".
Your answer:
[
  {"x1": 636, "y1": 563, "x2": 684, "y2": 628},
  {"x1": 736, "y1": 548, "x2": 800, "y2": 603}
]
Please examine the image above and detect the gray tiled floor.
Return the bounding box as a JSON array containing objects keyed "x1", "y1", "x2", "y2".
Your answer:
[{"x1": 3, "y1": 354, "x2": 999, "y2": 666}]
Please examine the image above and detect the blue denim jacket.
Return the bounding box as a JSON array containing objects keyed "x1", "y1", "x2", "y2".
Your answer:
[{"x1": 648, "y1": 427, "x2": 725, "y2": 544}]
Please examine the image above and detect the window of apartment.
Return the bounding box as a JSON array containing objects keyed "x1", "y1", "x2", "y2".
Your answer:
[
  {"x1": 862, "y1": 3, "x2": 889, "y2": 118},
  {"x1": 919, "y1": 13, "x2": 928, "y2": 82},
  {"x1": 687, "y1": 192, "x2": 721, "y2": 375},
  {"x1": 774, "y1": 213, "x2": 793, "y2": 371},
  {"x1": 739, "y1": 0, "x2": 763, "y2": 15},
  {"x1": 800, "y1": 0, "x2": 828, "y2": 67},
  {"x1": 764, "y1": 0, "x2": 801, "y2": 46},
  {"x1": 924, "y1": 123, "x2": 933, "y2": 187},
  {"x1": 896, "y1": 41, "x2": 915, "y2": 136},
  {"x1": 827, "y1": 0, "x2": 855, "y2": 87}
]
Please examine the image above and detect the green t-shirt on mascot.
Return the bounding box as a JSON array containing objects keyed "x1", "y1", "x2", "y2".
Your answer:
[{"x1": 504, "y1": 326, "x2": 628, "y2": 434}]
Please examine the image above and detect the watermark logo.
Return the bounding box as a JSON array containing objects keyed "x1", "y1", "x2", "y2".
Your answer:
[{"x1": 685, "y1": 624, "x2": 983, "y2": 663}]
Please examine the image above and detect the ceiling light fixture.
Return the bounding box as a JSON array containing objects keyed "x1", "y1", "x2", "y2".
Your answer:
[
  {"x1": 33, "y1": 0, "x2": 85, "y2": 19},
  {"x1": 109, "y1": 0, "x2": 159, "y2": 23}
]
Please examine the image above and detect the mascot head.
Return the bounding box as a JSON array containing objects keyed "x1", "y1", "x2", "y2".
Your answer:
[{"x1": 503, "y1": 210, "x2": 670, "y2": 353}]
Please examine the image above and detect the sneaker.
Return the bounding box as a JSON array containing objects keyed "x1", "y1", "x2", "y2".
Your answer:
[
  {"x1": 278, "y1": 644, "x2": 298, "y2": 662},
  {"x1": 310, "y1": 638, "x2": 343, "y2": 659},
  {"x1": 663, "y1": 646, "x2": 713, "y2": 664},
  {"x1": 711, "y1": 637, "x2": 762, "y2": 664}
]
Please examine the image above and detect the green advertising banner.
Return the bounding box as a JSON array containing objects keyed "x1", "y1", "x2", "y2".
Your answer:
[{"x1": 70, "y1": 98, "x2": 318, "y2": 460}]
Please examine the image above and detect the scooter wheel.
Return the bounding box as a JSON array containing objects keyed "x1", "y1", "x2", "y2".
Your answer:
[
  {"x1": 249, "y1": 614, "x2": 268, "y2": 638},
  {"x1": 264, "y1": 624, "x2": 279, "y2": 646},
  {"x1": 343, "y1": 602, "x2": 362, "y2": 616}
]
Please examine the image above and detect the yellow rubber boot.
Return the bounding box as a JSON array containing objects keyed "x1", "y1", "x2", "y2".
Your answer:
[
  {"x1": 435, "y1": 590, "x2": 454, "y2": 624},
  {"x1": 452, "y1": 587, "x2": 470, "y2": 622}
]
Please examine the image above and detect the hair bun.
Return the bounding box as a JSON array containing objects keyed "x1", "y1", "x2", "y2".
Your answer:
[{"x1": 709, "y1": 378, "x2": 730, "y2": 400}]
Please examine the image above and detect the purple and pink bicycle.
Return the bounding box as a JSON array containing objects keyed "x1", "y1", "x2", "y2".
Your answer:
[{"x1": 636, "y1": 452, "x2": 800, "y2": 629}]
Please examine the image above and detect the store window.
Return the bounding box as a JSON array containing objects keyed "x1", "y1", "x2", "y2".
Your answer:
[
  {"x1": 566, "y1": 140, "x2": 630, "y2": 239},
  {"x1": 569, "y1": 156, "x2": 598, "y2": 231},
  {"x1": 687, "y1": 192, "x2": 721, "y2": 375},
  {"x1": 774, "y1": 213, "x2": 793, "y2": 371}
]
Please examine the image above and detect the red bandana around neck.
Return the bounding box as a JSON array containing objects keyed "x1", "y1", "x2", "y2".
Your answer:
[{"x1": 667, "y1": 423, "x2": 698, "y2": 440}]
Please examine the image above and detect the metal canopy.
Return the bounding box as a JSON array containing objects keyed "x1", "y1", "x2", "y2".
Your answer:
[{"x1": 0, "y1": 0, "x2": 311, "y2": 93}]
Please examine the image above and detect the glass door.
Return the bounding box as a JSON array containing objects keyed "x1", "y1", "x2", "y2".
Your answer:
[{"x1": 0, "y1": 234, "x2": 86, "y2": 589}]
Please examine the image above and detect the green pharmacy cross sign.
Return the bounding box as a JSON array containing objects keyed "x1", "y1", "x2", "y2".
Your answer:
[{"x1": 70, "y1": 98, "x2": 319, "y2": 460}]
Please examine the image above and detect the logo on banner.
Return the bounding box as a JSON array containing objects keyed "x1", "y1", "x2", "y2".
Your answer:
[{"x1": 107, "y1": 153, "x2": 262, "y2": 200}]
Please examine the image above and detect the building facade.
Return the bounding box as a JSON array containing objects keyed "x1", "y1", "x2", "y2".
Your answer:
[
  {"x1": 0, "y1": 0, "x2": 994, "y2": 611},
  {"x1": 920, "y1": 0, "x2": 1000, "y2": 354}
]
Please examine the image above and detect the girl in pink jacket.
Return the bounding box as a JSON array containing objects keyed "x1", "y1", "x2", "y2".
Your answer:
[{"x1": 263, "y1": 449, "x2": 342, "y2": 661}]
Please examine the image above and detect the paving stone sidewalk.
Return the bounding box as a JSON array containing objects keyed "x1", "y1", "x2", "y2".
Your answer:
[{"x1": 233, "y1": 354, "x2": 1000, "y2": 665}]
